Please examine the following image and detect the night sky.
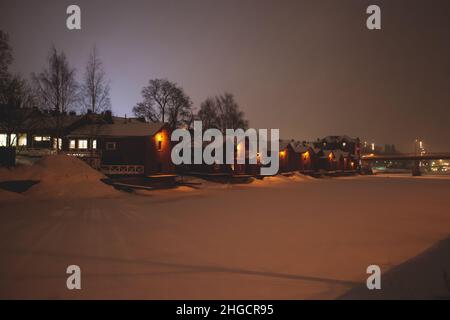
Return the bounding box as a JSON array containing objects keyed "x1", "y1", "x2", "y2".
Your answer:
[{"x1": 1, "y1": 0, "x2": 449, "y2": 152}]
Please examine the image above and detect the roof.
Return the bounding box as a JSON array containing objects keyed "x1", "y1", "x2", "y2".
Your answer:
[
  {"x1": 67, "y1": 121, "x2": 166, "y2": 137},
  {"x1": 279, "y1": 140, "x2": 292, "y2": 150},
  {"x1": 23, "y1": 114, "x2": 84, "y2": 132},
  {"x1": 290, "y1": 141, "x2": 313, "y2": 153},
  {"x1": 322, "y1": 135, "x2": 357, "y2": 144}
]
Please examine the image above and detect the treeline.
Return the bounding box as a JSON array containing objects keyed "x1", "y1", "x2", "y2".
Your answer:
[
  {"x1": 0, "y1": 30, "x2": 248, "y2": 136},
  {"x1": 0, "y1": 32, "x2": 111, "y2": 116},
  {"x1": 133, "y1": 79, "x2": 248, "y2": 131}
]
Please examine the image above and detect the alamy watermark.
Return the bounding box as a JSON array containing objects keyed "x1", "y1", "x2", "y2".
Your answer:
[
  {"x1": 66, "y1": 265, "x2": 81, "y2": 290},
  {"x1": 171, "y1": 121, "x2": 280, "y2": 176},
  {"x1": 66, "y1": 4, "x2": 381, "y2": 31},
  {"x1": 366, "y1": 265, "x2": 381, "y2": 290}
]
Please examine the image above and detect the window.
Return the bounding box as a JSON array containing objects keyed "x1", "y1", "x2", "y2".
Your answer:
[
  {"x1": 18, "y1": 134, "x2": 27, "y2": 147},
  {"x1": 157, "y1": 140, "x2": 162, "y2": 151},
  {"x1": 34, "y1": 136, "x2": 50, "y2": 142},
  {"x1": 0, "y1": 134, "x2": 21, "y2": 147},
  {"x1": 69, "y1": 140, "x2": 76, "y2": 149},
  {"x1": 92, "y1": 139, "x2": 97, "y2": 149},
  {"x1": 9, "y1": 134, "x2": 17, "y2": 146},
  {"x1": 78, "y1": 140, "x2": 88, "y2": 149},
  {"x1": 106, "y1": 142, "x2": 117, "y2": 150},
  {"x1": 53, "y1": 138, "x2": 62, "y2": 150},
  {"x1": 0, "y1": 134, "x2": 7, "y2": 147}
]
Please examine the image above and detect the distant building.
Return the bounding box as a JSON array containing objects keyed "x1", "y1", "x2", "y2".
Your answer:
[
  {"x1": 278, "y1": 140, "x2": 299, "y2": 173},
  {"x1": 290, "y1": 141, "x2": 317, "y2": 173}
]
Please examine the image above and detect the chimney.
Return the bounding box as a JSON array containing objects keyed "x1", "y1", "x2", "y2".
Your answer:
[{"x1": 104, "y1": 110, "x2": 113, "y2": 123}]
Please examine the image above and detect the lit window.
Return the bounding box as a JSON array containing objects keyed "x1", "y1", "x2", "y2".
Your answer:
[
  {"x1": 78, "y1": 140, "x2": 88, "y2": 149},
  {"x1": 92, "y1": 140, "x2": 97, "y2": 149},
  {"x1": 34, "y1": 136, "x2": 50, "y2": 142},
  {"x1": 0, "y1": 134, "x2": 7, "y2": 146},
  {"x1": 11, "y1": 134, "x2": 17, "y2": 146},
  {"x1": 156, "y1": 133, "x2": 163, "y2": 150},
  {"x1": 69, "y1": 140, "x2": 76, "y2": 149},
  {"x1": 53, "y1": 138, "x2": 62, "y2": 150},
  {"x1": 106, "y1": 142, "x2": 117, "y2": 150},
  {"x1": 18, "y1": 134, "x2": 27, "y2": 147}
]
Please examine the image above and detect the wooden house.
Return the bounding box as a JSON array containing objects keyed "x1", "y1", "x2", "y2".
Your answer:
[
  {"x1": 290, "y1": 141, "x2": 317, "y2": 173},
  {"x1": 65, "y1": 118, "x2": 174, "y2": 176}
]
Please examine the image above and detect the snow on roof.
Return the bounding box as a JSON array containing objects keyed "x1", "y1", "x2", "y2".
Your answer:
[
  {"x1": 279, "y1": 140, "x2": 292, "y2": 150},
  {"x1": 22, "y1": 113, "x2": 84, "y2": 131},
  {"x1": 291, "y1": 141, "x2": 314, "y2": 153},
  {"x1": 290, "y1": 141, "x2": 314, "y2": 153},
  {"x1": 68, "y1": 121, "x2": 166, "y2": 137},
  {"x1": 323, "y1": 135, "x2": 357, "y2": 144}
]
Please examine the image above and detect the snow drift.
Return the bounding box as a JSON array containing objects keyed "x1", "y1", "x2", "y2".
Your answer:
[{"x1": 0, "y1": 155, "x2": 119, "y2": 199}]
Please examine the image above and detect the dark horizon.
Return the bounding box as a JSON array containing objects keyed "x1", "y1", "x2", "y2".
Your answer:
[{"x1": 1, "y1": 0, "x2": 450, "y2": 152}]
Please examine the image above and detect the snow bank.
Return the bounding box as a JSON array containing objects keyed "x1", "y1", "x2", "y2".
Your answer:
[
  {"x1": 248, "y1": 172, "x2": 313, "y2": 187},
  {"x1": 0, "y1": 155, "x2": 119, "y2": 199}
]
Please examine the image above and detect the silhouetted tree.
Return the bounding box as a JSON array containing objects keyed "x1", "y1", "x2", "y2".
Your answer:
[
  {"x1": 80, "y1": 46, "x2": 111, "y2": 114},
  {"x1": 32, "y1": 46, "x2": 78, "y2": 114},
  {"x1": 32, "y1": 47, "x2": 78, "y2": 150},
  {"x1": 197, "y1": 93, "x2": 248, "y2": 132},
  {"x1": 197, "y1": 97, "x2": 218, "y2": 130},
  {"x1": 133, "y1": 78, "x2": 192, "y2": 129}
]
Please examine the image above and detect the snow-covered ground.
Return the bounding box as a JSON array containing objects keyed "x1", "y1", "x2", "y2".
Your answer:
[{"x1": 1, "y1": 157, "x2": 450, "y2": 299}]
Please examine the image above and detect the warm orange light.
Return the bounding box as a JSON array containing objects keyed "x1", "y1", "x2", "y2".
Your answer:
[
  {"x1": 156, "y1": 133, "x2": 163, "y2": 142},
  {"x1": 328, "y1": 152, "x2": 333, "y2": 160},
  {"x1": 279, "y1": 150, "x2": 286, "y2": 158},
  {"x1": 303, "y1": 151, "x2": 310, "y2": 159}
]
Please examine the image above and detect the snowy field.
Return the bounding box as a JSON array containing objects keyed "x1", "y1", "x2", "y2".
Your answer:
[{"x1": 1, "y1": 157, "x2": 450, "y2": 299}]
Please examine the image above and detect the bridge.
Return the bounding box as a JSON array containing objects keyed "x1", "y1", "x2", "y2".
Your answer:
[
  {"x1": 361, "y1": 153, "x2": 450, "y2": 176},
  {"x1": 361, "y1": 153, "x2": 450, "y2": 161}
]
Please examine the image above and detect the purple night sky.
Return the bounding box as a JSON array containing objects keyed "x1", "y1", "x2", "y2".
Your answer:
[{"x1": 1, "y1": 0, "x2": 450, "y2": 151}]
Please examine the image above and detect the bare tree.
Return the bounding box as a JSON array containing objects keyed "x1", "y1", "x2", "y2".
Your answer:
[
  {"x1": 167, "y1": 86, "x2": 192, "y2": 129},
  {"x1": 32, "y1": 47, "x2": 78, "y2": 150},
  {"x1": 80, "y1": 46, "x2": 111, "y2": 114},
  {"x1": 32, "y1": 46, "x2": 78, "y2": 114},
  {"x1": 197, "y1": 97, "x2": 218, "y2": 130},
  {"x1": 197, "y1": 93, "x2": 248, "y2": 132},
  {"x1": 133, "y1": 78, "x2": 192, "y2": 129}
]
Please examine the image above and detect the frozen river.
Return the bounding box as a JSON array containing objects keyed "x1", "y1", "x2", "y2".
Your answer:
[{"x1": 1, "y1": 174, "x2": 450, "y2": 299}]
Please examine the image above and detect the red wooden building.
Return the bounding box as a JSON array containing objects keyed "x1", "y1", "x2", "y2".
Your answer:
[{"x1": 66, "y1": 118, "x2": 174, "y2": 176}]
